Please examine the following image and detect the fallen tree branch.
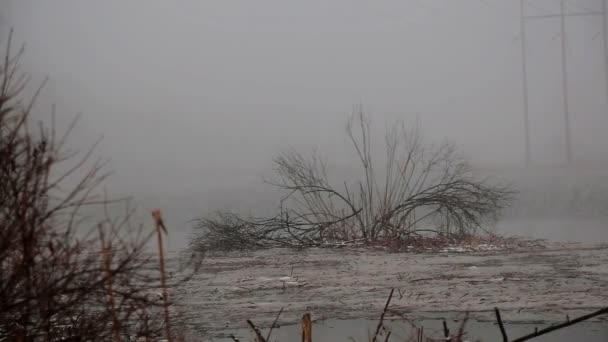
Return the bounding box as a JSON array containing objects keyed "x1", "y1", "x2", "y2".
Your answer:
[
  {"x1": 510, "y1": 307, "x2": 608, "y2": 342},
  {"x1": 246, "y1": 319, "x2": 267, "y2": 342}
]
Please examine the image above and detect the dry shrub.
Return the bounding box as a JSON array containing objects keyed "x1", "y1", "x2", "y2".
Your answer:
[
  {"x1": 194, "y1": 111, "x2": 512, "y2": 251},
  {"x1": 0, "y1": 30, "x2": 198, "y2": 341}
]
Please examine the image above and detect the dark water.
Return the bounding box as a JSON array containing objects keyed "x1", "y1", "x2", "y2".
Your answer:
[{"x1": 217, "y1": 316, "x2": 608, "y2": 342}]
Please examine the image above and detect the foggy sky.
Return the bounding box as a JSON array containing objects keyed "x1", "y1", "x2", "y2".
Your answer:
[{"x1": 3, "y1": 0, "x2": 608, "y2": 249}]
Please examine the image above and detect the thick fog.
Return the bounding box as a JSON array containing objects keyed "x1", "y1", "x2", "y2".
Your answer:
[{"x1": 3, "y1": 0, "x2": 608, "y2": 249}]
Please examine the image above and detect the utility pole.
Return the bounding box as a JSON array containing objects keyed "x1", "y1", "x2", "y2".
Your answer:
[
  {"x1": 521, "y1": 0, "x2": 608, "y2": 166},
  {"x1": 559, "y1": 0, "x2": 572, "y2": 164},
  {"x1": 520, "y1": 0, "x2": 531, "y2": 166},
  {"x1": 603, "y1": 0, "x2": 608, "y2": 113}
]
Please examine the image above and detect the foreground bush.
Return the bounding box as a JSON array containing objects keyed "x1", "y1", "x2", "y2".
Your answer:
[
  {"x1": 0, "y1": 31, "x2": 197, "y2": 341},
  {"x1": 194, "y1": 111, "x2": 512, "y2": 250}
]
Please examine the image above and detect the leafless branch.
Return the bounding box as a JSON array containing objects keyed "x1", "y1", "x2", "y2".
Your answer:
[{"x1": 194, "y1": 111, "x2": 512, "y2": 250}]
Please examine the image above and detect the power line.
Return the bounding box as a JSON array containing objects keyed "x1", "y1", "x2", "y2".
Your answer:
[{"x1": 520, "y1": 0, "x2": 608, "y2": 166}]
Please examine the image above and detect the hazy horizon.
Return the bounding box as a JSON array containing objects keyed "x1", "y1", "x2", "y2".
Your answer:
[{"x1": 4, "y1": 0, "x2": 608, "y2": 249}]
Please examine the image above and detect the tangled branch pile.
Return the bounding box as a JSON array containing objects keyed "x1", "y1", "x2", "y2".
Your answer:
[{"x1": 194, "y1": 112, "x2": 512, "y2": 251}]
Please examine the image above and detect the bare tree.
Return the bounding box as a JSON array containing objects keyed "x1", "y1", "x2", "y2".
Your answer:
[
  {"x1": 0, "y1": 30, "x2": 198, "y2": 341},
  {"x1": 273, "y1": 110, "x2": 512, "y2": 242},
  {"x1": 195, "y1": 110, "x2": 512, "y2": 250}
]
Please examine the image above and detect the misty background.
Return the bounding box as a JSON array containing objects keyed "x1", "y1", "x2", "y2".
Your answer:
[{"x1": 3, "y1": 0, "x2": 608, "y2": 250}]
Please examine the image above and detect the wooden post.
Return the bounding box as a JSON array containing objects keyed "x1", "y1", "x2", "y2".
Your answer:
[
  {"x1": 301, "y1": 313, "x2": 312, "y2": 342},
  {"x1": 98, "y1": 224, "x2": 120, "y2": 342},
  {"x1": 152, "y1": 209, "x2": 172, "y2": 342}
]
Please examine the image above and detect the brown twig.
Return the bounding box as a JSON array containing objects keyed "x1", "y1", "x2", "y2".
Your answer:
[
  {"x1": 266, "y1": 307, "x2": 284, "y2": 341},
  {"x1": 455, "y1": 312, "x2": 469, "y2": 342},
  {"x1": 98, "y1": 224, "x2": 120, "y2": 342},
  {"x1": 511, "y1": 307, "x2": 608, "y2": 342},
  {"x1": 372, "y1": 288, "x2": 395, "y2": 342},
  {"x1": 247, "y1": 319, "x2": 267, "y2": 342},
  {"x1": 442, "y1": 319, "x2": 450, "y2": 341},
  {"x1": 495, "y1": 307, "x2": 508, "y2": 342}
]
